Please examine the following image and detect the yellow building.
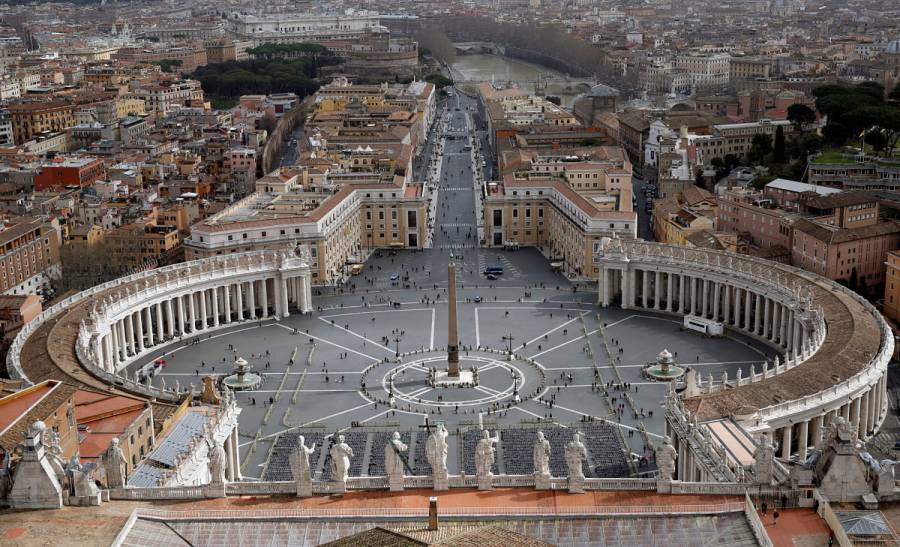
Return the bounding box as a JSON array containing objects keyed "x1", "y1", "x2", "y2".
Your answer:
[
  {"x1": 106, "y1": 223, "x2": 183, "y2": 270},
  {"x1": 652, "y1": 197, "x2": 715, "y2": 246}
]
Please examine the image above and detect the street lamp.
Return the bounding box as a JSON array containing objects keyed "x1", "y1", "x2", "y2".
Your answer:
[
  {"x1": 502, "y1": 333, "x2": 515, "y2": 361},
  {"x1": 393, "y1": 333, "x2": 402, "y2": 357}
]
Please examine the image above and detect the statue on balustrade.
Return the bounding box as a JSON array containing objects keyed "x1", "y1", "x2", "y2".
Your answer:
[
  {"x1": 330, "y1": 434, "x2": 353, "y2": 484},
  {"x1": 656, "y1": 436, "x2": 678, "y2": 481},
  {"x1": 290, "y1": 435, "x2": 316, "y2": 497},
  {"x1": 426, "y1": 423, "x2": 449, "y2": 477},
  {"x1": 385, "y1": 432, "x2": 408, "y2": 489},
  {"x1": 101, "y1": 438, "x2": 127, "y2": 489},
  {"x1": 533, "y1": 431, "x2": 551, "y2": 478},
  {"x1": 475, "y1": 429, "x2": 499, "y2": 479},
  {"x1": 565, "y1": 431, "x2": 587, "y2": 482},
  {"x1": 208, "y1": 440, "x2": 228, "y2": 485},
  {"x1": 66, "y1": 456, "x2": 101, "y2": 503},
  {"x1": 752, "y1": 434, "x2": 775, "y2": 485}
]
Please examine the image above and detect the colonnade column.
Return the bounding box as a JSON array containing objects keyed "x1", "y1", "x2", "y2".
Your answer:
[
  {"x1": 654, "y1": 271, "x2": 662, "y2": 310},
  {"x1": 125, "y1": 314, "x2": 135, "y2": 355},
  {"x1": 733, "y1": 288, "x2": 742, "y2": 327},
  {"x1": 236, "y1": 282, "x2": 244, "y2": 321},
  {"x1": 176, "y1": 296, "x2": 184, "y2": 335},
  {"x1": 117, "y1": 320, "x2": 127, "y2": 361},
  {"x1": 165, "y1": 300, "x2": 175, "y2": 338},
  {"x1": 798, "y1": 420, "x2": 809, "y2": 462},
  {"x1": 712, "y1": 282, "x2": 721, "y2": 321},
  {"x1": 155, "y1": 304, "x2": 164, "y2": 344},
  {"x1": 763, "y1": 298, "x2": 771, "y2": 340},
  {"x1": 860, "y1": 392, "x2": 870, "y2": 439},
  {"x1": 691, "y1": 276, "x2": 697, "y2": 315},
  {"x1": 303, "y1": 272, "x2": 313, "y2": 313},
  {"x1": 224, "y1": 285, "x2": 232, "y2": 323},
  {"x1": 642, "y1": 270, "x2": 649, "y2": 308},
  {"x1": 199, "y1": 289, "x2": 208, "y2": 330},
  {"x1": 850, "y1": 397, "x2": 861, "y2": 433},
  {"x1": 754, "y1": 294, "x2": 762, "y2": 335},
  {"x1": 280, "y1": 277, "x2": 290, "y2": 318},
  {"x1": 723, "y1": 285, "x2": 730, "y2": 324},
  {"x1": 701, "y1": 279, "x2": 709, "y2": 318},
  {"x1": 744, "y1": 290, "x2": 752, "y2": 331},
  {"x1": 135, "y1": 309, "x2": 145, "y2": 352},
  {"x1": 211, "y1": 287, "x2": 220, "y2": 327},
  {"x1": 601, "y1": 268, "x2": 611, "y2": 307},
  {"x1": 781, "y1": 426, "x2": 792, "y2": 460},
  {"x1": 145, "y1": 307, "x2": 154, "y2": 347},
  {"x1": 249, "y1": 280, "x2": 257, "y2": 319},
  {"x1": 260, "y1": 278, "x2": 269, "y2": 318},
  {"x1": 678, "y1": 275, "x2": 686, "y2": 314},
  {"x1": 666, "y1": 273, "x2": 674, "y2": 312}
]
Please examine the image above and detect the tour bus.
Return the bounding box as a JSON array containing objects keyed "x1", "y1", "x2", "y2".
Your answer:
[
  {"x1": 485, "y1": 265, "x2": 504, "y2": 275},
  {"x1": 349, "y1": 264, "x2": 364, "y2": 276},
  {"x1": 683, "y1": 316, "x2": 724, "y2": 337}
]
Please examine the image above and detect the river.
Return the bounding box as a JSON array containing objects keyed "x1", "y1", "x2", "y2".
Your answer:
[{"x1": 449, "y1": 53, "x2": 576, "y2": 107}]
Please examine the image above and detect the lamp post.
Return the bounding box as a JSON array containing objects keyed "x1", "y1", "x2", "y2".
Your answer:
[
  {"x1": 502, "y1": 333, "x2": 515, "y2": 361},
  {"x1": 393, "y1": 333, "x2": 402, "y2": 358}
]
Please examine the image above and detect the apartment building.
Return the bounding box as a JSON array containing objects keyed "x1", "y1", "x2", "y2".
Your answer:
[
  {"x1": 692, "y1": 119, "x2": 794, "y2": 163},
  {"x1": 34, "y1": 156, "x2": 107, "y2": 191},
  {"x1": 0, "y1": 215, "x2": 61, "y2": 295},
  {"x1": 7, "y1": 100, "x2": 75, "y2": 144},
  {"x1": 791, "y1": 218, "x2": 900, "y2": 290},
  {"x1": 185, "y1": 167, "x2": 429, "y2": 284}
]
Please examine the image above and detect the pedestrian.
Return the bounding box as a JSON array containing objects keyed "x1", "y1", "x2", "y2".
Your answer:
[
  {"x1": 760, "y1": 502, "x2": 767, "y2": 515},
  {"x1": 772, "y1": 510, "x2": 779, "y2": 524}
]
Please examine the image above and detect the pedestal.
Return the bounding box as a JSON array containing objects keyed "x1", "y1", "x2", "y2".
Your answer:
[
  {"x1": 433, "y1": 471, "x2": 449, "y2": 492},
  {"x1": 204, "y1": 482, "x2": 227, "y2": 498},
  {"x1": 389, "y1": 474, "x2": 405, "y2": 492},
  {"x1": 534, "y1": 474, "x2": 552, "y2": 490},
  {"x1": 656, "y1": 478, "x2": 673, "y2": 494},
  {"x1": 567, "y1": 478, "x2": 584, "y2": 494},
  {"x1": 297, "y1": 478, "x2": 312, "y2": 498},
  {"x1": 329, "y1": 480, "x2": 347, "y2": 494},
  {"x1": 477, "y1": 475, "x2": 493, "y2": 491}
]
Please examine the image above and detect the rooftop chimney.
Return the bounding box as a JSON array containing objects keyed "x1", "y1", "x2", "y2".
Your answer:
[{"x1": 428, "y1": 496, "x2": 438, "y2": 531}]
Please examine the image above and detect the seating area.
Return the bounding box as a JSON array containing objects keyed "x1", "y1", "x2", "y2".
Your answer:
[
  {"x1": 261, "y1": 424, "x2": 630, "y2": 479},
  {"x1": 262, "y1": 431, "x2": 324, "y2": 482}
]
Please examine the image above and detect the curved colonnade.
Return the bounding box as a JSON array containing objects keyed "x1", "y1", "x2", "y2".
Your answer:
[
  {"x1": 7, "y1": 250, "x2": 313, "y2": 401},
  {"x1": 5, "y1": 239, "x2": 893, "y2": 469},
  {"x1": 598, "y1": 239, "x2": 892, "y2": 462}
]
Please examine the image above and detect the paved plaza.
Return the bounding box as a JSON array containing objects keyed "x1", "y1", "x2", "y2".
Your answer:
[
  {"x1": 127, "y1": 248, "x2": 775, "y2": 479},
  {"x1": 126, "y1": 96, "x2": 775, "y2": 479}
]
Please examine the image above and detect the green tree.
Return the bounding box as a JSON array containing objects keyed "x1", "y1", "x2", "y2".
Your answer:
[
  {"x1": 865, "y1": 130, "x2": 888, "y2": 155},
  {"x1": 423, "y1": 73, "x2": 453, "y2": 88},
  {"x1": 890, "y1": 85, "x2": 900, "y2": 104},
  {"x1": 787, "y1": 103, "x2": 816, "y2": 130},
  {"x1": 773, "y1": 126, "x2": 786, "y2": 163},
  {"x1": 748, "y1": 134, "x2": 773, "y2": 163}
]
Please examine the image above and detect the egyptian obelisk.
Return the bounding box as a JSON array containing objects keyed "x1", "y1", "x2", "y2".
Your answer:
[{"x1": 447, "y1": 260, "x2": 460, "y2": 376}]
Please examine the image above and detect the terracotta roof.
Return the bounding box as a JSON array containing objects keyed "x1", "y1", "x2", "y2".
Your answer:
[
  {"x1": 793, "y1": 218, "x2": 900, "y2": 244},
  {"x1": 0, "y1": 381, "x2": 77, "y2": 453},
  {"x1": 803, "y1": 190, "x2": 876, "y2": 210}
]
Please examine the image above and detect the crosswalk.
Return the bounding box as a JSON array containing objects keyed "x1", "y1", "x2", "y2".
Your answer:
[
  {"x1": 442, "y1": 187, "x2": 474, "y2": 191},
  {"x1": 477, "y1": 252, "x2": 522, "y2": 279},
  {"x1": 435, "y1": 244, "x2": 477, "y2": 250},
  {"x1": 439, "y1": 223, "x2": 474, "y2": 228}
]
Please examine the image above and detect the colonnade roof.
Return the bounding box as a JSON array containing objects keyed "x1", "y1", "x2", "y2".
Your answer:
[{"x1": 683, "y1": 268, "x2": 882, "y2": 421}]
